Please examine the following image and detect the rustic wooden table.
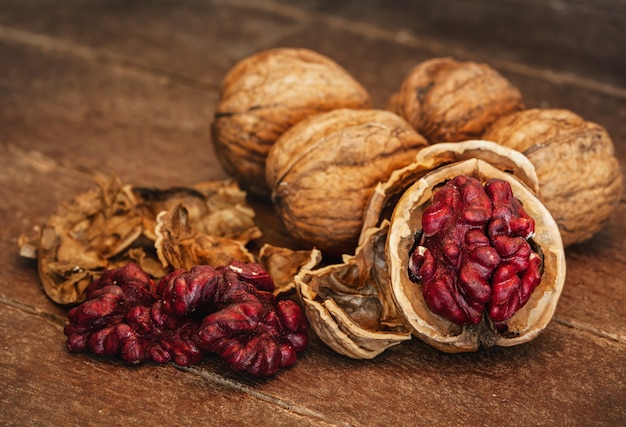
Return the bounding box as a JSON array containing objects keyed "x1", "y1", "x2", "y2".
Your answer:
[{"x1": 1, "y1": 1, "x2": 624, "y2": 426}]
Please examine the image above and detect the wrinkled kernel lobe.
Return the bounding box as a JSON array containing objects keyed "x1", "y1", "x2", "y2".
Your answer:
[{"x1": 408, "y1": 175, "x2": 542, "y2": 328}]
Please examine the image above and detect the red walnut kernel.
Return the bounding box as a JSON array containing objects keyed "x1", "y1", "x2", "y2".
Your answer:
[
  {"x1": 408, "y1": 175, "x2": 542, "y2": 330},
  {"x1": 197, "y1": 264, "x2": 309, "y2": 376},
  {"x1": 157, "y1": 265, "x2": 219, "y2": 317},
  {"x1": 197, "y1": 298, "x2": 308, "y2": 377},
  {"x1": 64, "y1": 261, "x2": 308, "y2": 376}
]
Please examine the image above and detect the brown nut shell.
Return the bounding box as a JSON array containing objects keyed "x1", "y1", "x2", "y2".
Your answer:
[
  {"x1": 295, "y1": 223, "x2": 411, "y2": 359},
  {"x1": 387, "y1": 159, "x2": 566, "y2": 352},
  {"x1": 483, "y1": 108, "x2": 623, "y2": 246},
  {"x1": 211, "y1": 48, "x2": 372, "y2": 197},
  {"x1": 267, "y1": 108, "x2": 428, "y2": 256},
  {"x1": 387, "y1": 57, "x2": 524, "y2": 143}
]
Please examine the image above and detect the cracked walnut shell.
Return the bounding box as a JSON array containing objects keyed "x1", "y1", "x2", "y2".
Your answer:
[
  {"x1": 295, "y1": 140, "x2": 564, "y2": 356},
  {"x1": 211, "y1": 48, "x2": 372, "y2": 197},
  {"x1": 483, "y1": 108, "x2": 624, "y2": 246},
  {"x1": 385, "y1": 146, "x2": 565, "y2": 352}
]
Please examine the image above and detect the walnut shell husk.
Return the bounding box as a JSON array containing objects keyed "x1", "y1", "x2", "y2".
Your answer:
[
  {"x1": 387, "y1": 57, "x2": 524, "y2": 143},
  {"x1": 21, "y1": 175, "x2": 262, "y2": 305},
  {"x1": 295, "y1": 223, "x2": 411, "y2": 359},
  {"x1": 266, "y1": 108, "x2": 428, "y2": 256},
  {"x1": 483, "y1": 108, "x2": 623, "y2": 246},
  {"x1": 386, "y1": 158, "x2": 566, "y2": 353},
  {"x1": 211, "y1": 47, "x2": 372, "y2": 197}
]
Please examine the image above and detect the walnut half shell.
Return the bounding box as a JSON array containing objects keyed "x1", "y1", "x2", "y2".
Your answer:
[
  {"x1": 295, "y1": 223, "x2": 411, "y2": 359},
  {"x1": 387, "y1": 158, "x2": 566, "y2": 352}
]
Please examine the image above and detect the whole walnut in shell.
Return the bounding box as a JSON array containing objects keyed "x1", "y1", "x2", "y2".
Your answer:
[
  {"x1": 483, "y1": 108, "x2": 623, "y2": 246},
  {"x1": 266, "y1": 108, "x2": 428, "y2": 256},
  {"x1": 387, "y1": 57, "x2": 524, "y2": 143},
  {"x1": 211, "y1": 48, "x2": 372, "y2": 197}
]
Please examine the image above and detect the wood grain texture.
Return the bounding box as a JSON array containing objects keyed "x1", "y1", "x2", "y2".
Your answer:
[{"x1": 1, "y1": 0, "x2": 624, "y2": 425}]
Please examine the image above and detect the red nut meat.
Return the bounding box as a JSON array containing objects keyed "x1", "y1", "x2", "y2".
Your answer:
[
  {"x1": 408, "y1": 175, "x2": 542, "y2": 330},
  {"x1": 64, "y1": 261, "x2": 309, "y2": 376}
]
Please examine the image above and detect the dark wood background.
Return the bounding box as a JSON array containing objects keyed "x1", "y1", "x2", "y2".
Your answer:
[{"x1": 1, "y1": 1, "x2": 624, "y2": 425}]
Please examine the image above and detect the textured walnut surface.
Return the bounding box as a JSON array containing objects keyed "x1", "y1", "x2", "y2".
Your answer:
[
  {"x1": 2, "y1": 1, "x2": 626, "y2": 426},
  {"x1": 483, "y1": 108, "x2": 623, "y2": 247}
]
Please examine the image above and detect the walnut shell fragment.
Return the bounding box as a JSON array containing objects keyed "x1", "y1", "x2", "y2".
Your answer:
[
  {"x1": 21, "y1": 175, "x2": 262, "y2": 305},
  {"x1": 295, "y1": 223, "x2": 411, "y2": 359},
  {"x1": 258, "y1": 243, "x2": 316, "y2": 296},
  {"x1": 387, "y1": 57, "x2": 524, "y2": 143},
  {"x1": 211, "y1": 47, "x2": 372, "y2": 197},
  {"x1": 387, "y1": 158, "x2": 565, "y2": 352},
  {"x1": 155, "y1": 204, "x2": 256, "y2": 271},
  {"x1": 483, "y1": 108, "x2": 623, "y2": 246},
  {"x1": 267, "y1": 108, "x2": 428, "y2": 256}
]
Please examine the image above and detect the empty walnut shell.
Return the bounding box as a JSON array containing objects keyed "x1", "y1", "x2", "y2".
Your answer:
[
  {"x1": 211, "y1": 47, "x2": 372, "y2": 197},
  {"x1": 483, "y1": 108, "x2": 623, "y2": 246},
  {"x1": 387, "y1": 57, "x2": 524, "y2": 143},
  {"x1": 384, "y1": 151, "x2": 565, "y2": 353},
  {"x1": 266, "y1": 108, "x2": 428, "y2": 256},
  {"x1": 295, "y1": 223, "x2": 411, "y2": 359}
]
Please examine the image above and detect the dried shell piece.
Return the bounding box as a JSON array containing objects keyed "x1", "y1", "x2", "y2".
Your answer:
[
  {"x1": 258, "y1": 243, "x2": 315, "y2": 296},
  {"x1": 483, "y1": 108, "x2": 623, "y2": 246},
  {"x1": 212, "y1": 47, "x2": 372, "y2": 197},
  {"x1": 267, "y1": 108, "x2": 428, "y2": 256},
  {"x1": 296, "y1": 223, "x2": 411, "y2": 359},
  {"x1": 23, "y1": 175, "x2": 262, "y2": 305},
  {"x1": 33, "y1": 175, "x2": 144, "y2": 305},
  {"x1": 387, "y1": 159, "x2": 566, "y2": 352},
  {"x1": 154, "y1": 204, "x2": 256, "y2": 271},
  {"x1": 388, "y1": 57, "x2": 524, "y2": 143},
  {"x1": 136, "y1": 180, "x2": 261, "y2": 243}
]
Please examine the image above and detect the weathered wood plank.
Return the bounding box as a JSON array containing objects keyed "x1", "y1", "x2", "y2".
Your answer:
[
  {"x1": 1, "y1": 1, "x2": 625, "y2": 426},
  {"x1": 0, "y1": 305, "x2": 336, "y2": 426},
  {"x1": 268, "y1": 0, "x2": 626, "y2": 88}
]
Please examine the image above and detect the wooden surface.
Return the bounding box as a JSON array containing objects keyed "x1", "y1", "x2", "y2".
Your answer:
[{"x1": 1, "y1": 1, "x2": 625, "y2": 425}]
